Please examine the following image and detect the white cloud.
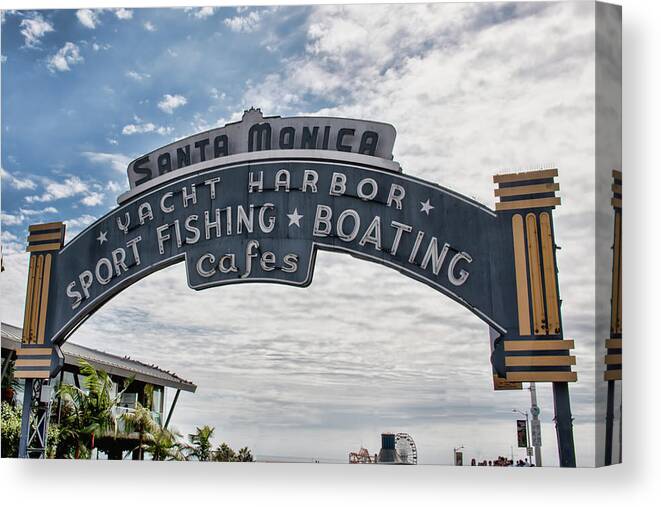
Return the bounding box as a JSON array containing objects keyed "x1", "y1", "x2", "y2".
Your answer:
[
  {"x1": 242, "y1": 74, "x2": 300, "y2": 113},
  {"x1": 81, "y1": 192, "x2": 104, "y2": 206},
  {"x1": 65, "y1": 214, "x2": 96, "y2": 228},
  {"x1": 1, "y1": 230, "x2": 19, "y2": 243},
  {"x1": 0, "y1": 206, "x2": 58, "y2": 229},
  {"x1": 76, "y1": 9, "x2": 100, "y2": 29},
  {"x1": 19, "y1": 13, "x2": 54, "y2": 48},
  {"x1": 92, "y1": 42, "x2": 111, "y2": 51},
  {"x1": 224, "y1": 10, "x2": 261, "y2": 33},
  {"x1": 82, "y1": 151, "x2": 131, "y2": 173},
  {"x1": 1, "y1": 212, "x2": 24, "y2": 226},
  {"x1": 106, "y1": 181, "x2": 124, "y2": 193},
  {"x1": 1, "y1": 55, "x2": 6, "y2": 64},
  {"x1": 126, "y1": 70, "x2": 150, "y2": 81},
  {"x1": 122, "y1": 123, "x2": 154, "y2": 135},
  {"x1": 210, "y1": 87, "x2": 225, "y2": 101},
  {"x1": 122, "y1": 116, "x2": 172, "y2": 136},
  {"x1": 0, "y1": 168, "x2": 37, "y2": 190},
  {"x1": 25, "y1": 176, "x2": 89, "y2": 203},
  {"x1": 114, "y1": 8, "x2": 133, "y2": 20},
  {"x1": 63, "y1": 214, "x2": 98, "y2": 240},
  {"x1": 19, "y1": 207, "x2": 58, "y2": 216},
  {"x1": 158, "y1": 94, "x2": 188, "y2": 114},
  {"x1": 0, "y1": 230, "x2": 23, "y2": 255},
  {"x1": 47, "y1": 42, "x2": 83, "y2": 73},
  {"x1": 144, "y1": 21, "x2": 157, "y2": 32},
  {"x1": 185, "y1": 7, "x2": 216, "y2": 19}
]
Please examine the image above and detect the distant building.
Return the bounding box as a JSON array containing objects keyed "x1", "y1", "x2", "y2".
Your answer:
[
  {"x1": 377, "y1": 433, "x2": 402, "y2": 464},
  {"x1": 349, "y1": 447, "x2": 377, "y2": 464},
  {"x1": 349, "y1": 432, "x2": 417, "y2": 464}
]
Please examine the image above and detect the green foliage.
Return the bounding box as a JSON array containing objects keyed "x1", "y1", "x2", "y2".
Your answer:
[
  {"x1": 46, "y1": 422, "x2": 61, "y2": 459},
  {"x1": 141, "y1": 426, "x2": 187, "y2": 461},
  {"x1": 188, "y1": 425, "x2": 215, "y2": 461},
  {"x1": 1, "y1": 358, "x2": 21, "y2": 391},
  {"x1": 55, "y1": 359, "x2": 132, "y2": 458},
  {"x1": 1, "y1": 401, "x2": 21, "y2": 458},
  {"x1": 0, "y1": 401, "x2": 75, "y2": 459},
  {"x1": 120, "y1": 402, "x2": 156, "y2": 435},
  {"x1": 1, "y1": 358, "x2": 22, "y2": 406},
  {"x1": 3, "y1": 359, "x2": 255, "y2": 462},
  {"x1": 120, "y1": 401, "x2": 157, "y2": 460},
  {"x1": 143, "y1": 383, "x2": 154, "y2": 409},
  {"x1": 187, "y1": 427, "x2": 254, "y2": 463},
  {"x1": 213, "y1": 442, "x2": 237, "y2": 462},
  {"x1": 236, "y1": 446, "x2": 254, "y2": 462}
]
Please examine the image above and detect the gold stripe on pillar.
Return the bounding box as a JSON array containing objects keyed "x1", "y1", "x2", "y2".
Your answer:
[
  {"x1": 16, "y1": 347, "x2": 52, "y2": 356},
  {"x1": 495, "y1": 182, "x2": 560, "y2": 198},
  {"x1": 14, "y1": 370, "x2": 51, "y2": 379},
  {"x1": 512, "y1": 214, "x2": 531, "y2": 336},
  {"x1": 540, "y1": 212, "x2": 560, "y2": 335},
  {"x1": 526, "y1": 213, "x2": 547, "y2": 335},
  {"x1": 15, "y1": 359, "x2": 52, "y2": 367},
  {"x1": 506, "y1": 371, "x2": 577, "y2": 383},
  {"x1": 506, "y1": 355, "x2": 576, "y2": 367},
  {"x1": 37, "y1": 254, "x2": 52, "y2": 344},
  {"x1": 29, "y1": 255, "x2": 44, "y2": 344},
  {"x1": 21, "y1": 256, "x2": 37, "y2": 343},
  {"x1": 504, "y1": 339, "x2": 574, "y2": 351}
]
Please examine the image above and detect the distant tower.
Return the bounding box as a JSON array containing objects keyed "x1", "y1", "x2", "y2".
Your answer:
[{"x1": 377, "y1": 433, "x2": 401, "y2": 464}]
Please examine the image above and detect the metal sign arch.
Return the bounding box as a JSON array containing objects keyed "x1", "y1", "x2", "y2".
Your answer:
[
  {"x1": 47, "y1": 153, "x2": 506, "y2": 345},
  {"x1": 15, "y1": 117, "x2": 577, "y2": 466}
]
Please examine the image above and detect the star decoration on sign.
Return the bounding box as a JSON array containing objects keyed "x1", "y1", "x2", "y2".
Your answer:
[
  {"x1": 96, "y1": 230, "x2": 108, "y2": 245},
  {"x1": 287, "y1": 208, "x2": 303, "y2": 228},
  {"x1": 420, "y1": 199, "x2": 434, "y2": 215}
]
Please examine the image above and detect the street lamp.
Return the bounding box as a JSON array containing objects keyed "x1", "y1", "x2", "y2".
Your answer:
[{"x1": 512, "y1": 408, "x2": 532, "y2": 464}]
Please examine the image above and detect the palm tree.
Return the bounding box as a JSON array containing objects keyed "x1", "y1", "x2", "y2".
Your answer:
[
  {"x1": 188, "y1": 425, "x2": 215, "y2": 461},
  {"x1": 213, "y1": 442, "x2": 236, "y2": 462},
  {"x1": 120, "y1": 402, "x2": 157, "y2": 460},
  {"x1": 57, "y1": 359, "x2": 131, "y2": 458},
  {"x1": 1, "y1": 357, "x2": 22, "y2": 405},
  {"x1": 142, "y1": 426, "x2": 188, "y2": 461},
  {"x1": 236, "y1": 446, "x2": 254, "y2": 462}
]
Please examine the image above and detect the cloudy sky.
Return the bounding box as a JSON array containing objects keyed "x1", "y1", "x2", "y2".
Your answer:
[{"x1": 1, "y1": 2, "x2": 611, "y2": 466}]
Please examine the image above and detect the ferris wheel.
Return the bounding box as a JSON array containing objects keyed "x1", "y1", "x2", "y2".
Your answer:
[{"x1": 395, "y1": 433, "x2": 418, "y2": 464}]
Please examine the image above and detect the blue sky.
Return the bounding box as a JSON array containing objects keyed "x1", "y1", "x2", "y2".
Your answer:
[
  {"x1": 1, "y1": 6, "x2": 322, "y2": 232},
  {"x1": 1, "y1": 3, "x2": 616, "y2": 466}
]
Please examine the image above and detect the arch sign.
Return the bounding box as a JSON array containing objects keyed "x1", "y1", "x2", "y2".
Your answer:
[{"x1": 15, "y1": 108, "x2": 577, "y2": 466}]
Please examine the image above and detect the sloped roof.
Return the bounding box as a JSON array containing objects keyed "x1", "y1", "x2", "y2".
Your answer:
[{"x1": 2, "y1": 323, "x2": 196, "y2": 393}]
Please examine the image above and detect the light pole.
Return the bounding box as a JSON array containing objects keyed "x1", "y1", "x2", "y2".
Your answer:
[
  {"x1": 513, "y1": 408, "x2": 532, "y2": 465},
  {"x1": 529, "y1": 382, "x2": 542, "y2": 466}
]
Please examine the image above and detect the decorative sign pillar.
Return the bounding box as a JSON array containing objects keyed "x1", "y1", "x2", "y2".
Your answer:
[
  {"x1": 492, "y1": 168, "x2": 576, "y2": 467},
  {"x1": 16, "y1": 222, "x2": 66, "y2": 458},
  {"x1": 604, "y1": 169, "x2": 622, "y2": 465}
]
